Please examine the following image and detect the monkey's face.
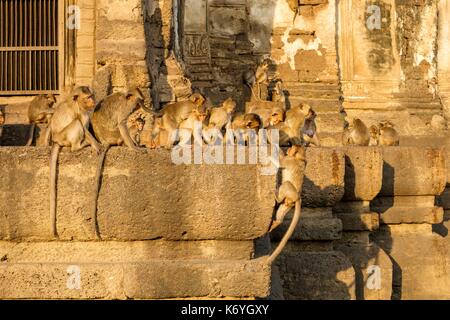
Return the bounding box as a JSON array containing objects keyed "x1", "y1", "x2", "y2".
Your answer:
[
  {"x1": 137, "y1": 121, "x2": 145, "y2": 131},
  {"x1": 198, "y1": 112, "x2": 208, "y2": 122},
  {"x1": 85, "y1": 94, "x2": 96, "y2": 110},
  {"x1": 270, "y1": 111, "x2": 283, "y2": 126}
]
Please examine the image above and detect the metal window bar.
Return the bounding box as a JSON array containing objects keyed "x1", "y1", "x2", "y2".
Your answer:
[{"x1": 0, "y1": 0, "x2": 60, "y2": 95}]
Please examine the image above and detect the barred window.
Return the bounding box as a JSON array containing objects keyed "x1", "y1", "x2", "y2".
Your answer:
[{"x1": 0, "y1": 0, "x2": 63, "y2": 95}]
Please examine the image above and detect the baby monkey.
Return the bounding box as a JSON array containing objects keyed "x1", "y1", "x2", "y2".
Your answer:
[
  {"x1": 129, "y1": 117, "x2": 145, "y2": 147},
  {"x1": 377, "y1": 121, "x2": 400, "y2": 146}
]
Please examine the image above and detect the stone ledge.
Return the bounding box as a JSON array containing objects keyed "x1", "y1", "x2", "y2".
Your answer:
[
  {"x1": 0, "y1": 241, "x2": 256, "y2": 262},
  {"x1": 0, "y1": 259, "x2": 271, "y2": 299},
  {"x1": 379, "y1": 147, "x2": 446, "y2": 197},
  {"x1": 0, "y1": 147, "x2": 275, "y2": 241},
  {"x1": 335, "y1": 212, "x2": 379, "y2": 231},
  {"x1": 271, "y1": 216, "x2": 342, "y2": 241},
  {"x1": 302, "y1": 148, "x2": 345, "y2": 208},
  {"x1": 377, "y1": 207, "x2": 444, "y2": 225}
]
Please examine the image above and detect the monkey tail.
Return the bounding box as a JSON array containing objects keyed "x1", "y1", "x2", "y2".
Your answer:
[
  {"x1": 267, "y1": 200, "x2": 301, "y2": 265},
  {"x1": 26, "y1": 123, "x2": 36, "y2": 146},
  {"x1": 92, "y1": 144, "x2": 109, "y2": 240},
  {"x1": 50, "y1": 144, "x2": 61, "y2": 238}
]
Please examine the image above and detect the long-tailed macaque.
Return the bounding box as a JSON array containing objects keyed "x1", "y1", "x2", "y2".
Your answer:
[
  {"x1": 271, "y1": 103, "x2": 313, "y2": 146},
  {"x1": 91, "y1": 88, "x2": 150, "y2": 239},
  {"x1": 204, "y1": 98, "x2": 236, "y2": 144},
  {"x1": 153, "y1": 93, "x2": 206, "y2": 149},
  {"x1": 231, "y1": 113, "x2": 262, "y2": 145},
  {"x1": 243, "y1": 60, "x2": 270, "y2": 101},
  {"x1": 378, "y1": 121, "x2": 400, "y2": 146},
  {"x1": 46, "y1": 86, "x2": 100, "y2": 238},
  {"x1": 129, "y1": 117, "x2": 145, "y2": 147},
  {"x1": 342, "y1": 118, "x2": 370, "y2": 146},
  {"x1": 178, "y1": 108, "x2": 209, "y2": 146},
  {"x1": 271, "y1": 80, "x2": 286, "y2": 105},
  {"x1": 26, "y1": 94, "x2": 57, "y2": 146},
  {"x1": 91, "y1": 88, "x2": 149, "y2": 151},
  {"x1": 301, "y1": 110, "x2": 320, "y2": 147},
  {"x1": 267, "y1": 145, "x2": 307, "y2": 264}
]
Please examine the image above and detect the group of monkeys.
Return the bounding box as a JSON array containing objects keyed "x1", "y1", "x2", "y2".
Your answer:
[
  {"x1": 343, "y1": 118, "x2": 400, "y2": 147},
  {"x1": 0, "y1": 80, "x2": 399, "y2": 246}
]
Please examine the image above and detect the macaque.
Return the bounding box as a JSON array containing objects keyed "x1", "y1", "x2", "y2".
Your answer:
[
  {"x1": 0, "y1": 110, "x2": 4, "y2": 138},
  {"x1": 301, "y1": 110, "x2": 320, "y2": 147},
  {"x1": 129, "y1": 117, "x2": 145, "y2": 147},
  {"x1": 207, "y1": 98, "x2": 236, "y2": 131},
  {"x1": 26, "y1": 94, "x2": 57, "y2": 146},
  {"x1": 91, "y1": 88, "x2": 150, "y2": 151},
  {"x1": 231, "y1": 113, "x2": 262, "y2": 145},
  {"x1": 378, "y1": 121, "x2": 400, "y2": 146},
  {"x1": 369, "y1": 125, "x2": 380, "y2": 146},
  {"x1": 91, "y1": 88, "x2": 150, "y2": 239},
  {"x1": 178, "y1": 108, "x2": 209, "y2": 146},
  {"x1": 271, "y1": 80, "x2": 286, "y2": 106},
  {"x1": 204, "y1": 98, "x2": 236, "y2": 144},
  {"x1": 267, "y1": 145, "x2": 307, "y2": 264},
  {"x1": 46, "y1": 86, "x2": 100, "y2": 238},
  {"x1": 342, "y1": 118, "x2": 370, "y2": 146},
  {"x1": 272, "y1": 103, "x2": 313, "y2": 146},
  {"x1": 154, "y1": 93, "x2": 206, "y2": 149},
  {"x1": 247, "y1": 104, "x2": 285, "y2": 129},
  {"x1": 243, "y1": 60, "x2": 270, "y2": 101}
]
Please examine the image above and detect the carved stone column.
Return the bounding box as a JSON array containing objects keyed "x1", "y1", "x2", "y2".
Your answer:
[{"x1": 333, "y1": 147, "x2": 392, "y2": 300}]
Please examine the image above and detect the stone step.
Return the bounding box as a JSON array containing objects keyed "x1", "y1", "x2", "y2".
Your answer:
[
  {"x1": 0, "y1": 241, "x2": 257, "y2": 262},
  {"x1": 0, "y1": 258, "x2": 270, "y2": 299},
  {"x1": 271, "y1": 216, "x2": 343, "y2": 241},
  {"x1": 0, "y1": 147, "x2": 275, "y2": 241}
]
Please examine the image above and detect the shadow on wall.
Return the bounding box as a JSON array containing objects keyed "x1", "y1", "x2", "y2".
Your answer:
[
  {"x1": 370, "y1": 162, "x2": 397, "y2": 300},
  {"x1": 141, "y1": 0, "x2": 324, "y2": 111},
  {"x1": 141, "y1": 0, "x2": 175, "y2": 111}
]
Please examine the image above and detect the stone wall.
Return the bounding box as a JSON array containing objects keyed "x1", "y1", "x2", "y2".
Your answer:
[{"x1": 0, "y1": 147, "x2": 275, "y2": 299}]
